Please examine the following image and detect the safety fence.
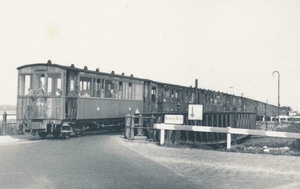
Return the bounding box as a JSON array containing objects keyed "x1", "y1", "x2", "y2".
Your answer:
[{"x1": 154, "y1": 124, "x2": 300, "y2": 149}]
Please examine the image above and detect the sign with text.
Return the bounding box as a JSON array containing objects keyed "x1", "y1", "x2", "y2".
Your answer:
[
  {"x1": 164, "y1": 115, "x2": 184, "y2": 125},
  {"x1": 188, "y1": 104, "x2": 203, "y2": 120}
]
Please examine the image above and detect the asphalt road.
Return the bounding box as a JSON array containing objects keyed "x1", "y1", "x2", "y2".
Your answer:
[{"x1": 0, "y1": 133, "x2": 199, "y2": 189}]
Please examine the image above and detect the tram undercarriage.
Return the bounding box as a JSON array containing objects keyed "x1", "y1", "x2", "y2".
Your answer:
[{"x1": 24, "y1": 118, "x2": 125, "y2": 139}]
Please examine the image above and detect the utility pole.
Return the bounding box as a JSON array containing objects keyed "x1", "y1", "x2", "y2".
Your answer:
[
  {"x1": 272, "y1": 71, "x2": 280, "y2": 125},
  {"x1": 265, "y1": 99, "x2": 268, "y2": 131}
]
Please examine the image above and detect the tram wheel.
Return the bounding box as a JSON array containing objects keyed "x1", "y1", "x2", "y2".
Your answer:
[
  {"x1": 75, "y1": 131, "x2": 83, "y2": 137},
  {"x1": 62, "y1": 133, "x2": 70, "y2": 139},
  {"x1": 53, "y1": 132, "x2": 60, "y2": 138},
  {"x1": 38, "y1": 132, "x2": 47, "y2": 140}
]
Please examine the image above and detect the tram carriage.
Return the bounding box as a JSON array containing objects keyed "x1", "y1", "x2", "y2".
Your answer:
[
  {"x1": 17, "y1": 60, "x2": 288, "y2": 139},
  {"x1": 17, "y1": 61, "x2": 144, "y2": 139}
]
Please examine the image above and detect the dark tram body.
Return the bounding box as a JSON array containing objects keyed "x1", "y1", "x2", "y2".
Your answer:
[{"x1": 16, "y1": 61, "x2": 288, "y2": 139}]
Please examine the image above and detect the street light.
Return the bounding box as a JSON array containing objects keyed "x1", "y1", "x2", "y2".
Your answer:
[{"x1": 272, "y1": 71, "x2": 280, "y2": 125}]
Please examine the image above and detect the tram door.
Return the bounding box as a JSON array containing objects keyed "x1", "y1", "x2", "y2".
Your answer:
[
  {"x1": 143, "y1": 82, "x2": 150, "y2": 113},
  {"x1": 32, "y1": 71, "x2": 47, "y2": 119},
  {"x1": 65, "y1": 71, "x2": 77, "y2": 119},
  {"x1": 150, "y1": 86, "x2": 157, "y2": 113}
]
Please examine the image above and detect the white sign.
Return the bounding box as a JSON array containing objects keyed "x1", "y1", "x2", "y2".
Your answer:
[
  {"x1": 164, "y1": 115, "x2": 184, "y2": 125},
  {"x1": 188, "y1": 104, "x2": 203, "y2": 120}
]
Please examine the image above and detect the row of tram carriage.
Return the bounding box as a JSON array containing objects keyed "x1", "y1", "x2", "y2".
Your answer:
[{"x1": 17, "y1": 61, "x2": 288, "y2": 139}]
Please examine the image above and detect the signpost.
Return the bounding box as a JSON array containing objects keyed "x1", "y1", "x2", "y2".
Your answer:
[
  {"x1": 164, "y1": 115, "x2": 184, "y2": 125},
  {"x1": 164, "y1": 114, "x2": 184, "y2": 143},
  {"x1": 188, "y1": 104, "x2": 203, "y2": 120}
]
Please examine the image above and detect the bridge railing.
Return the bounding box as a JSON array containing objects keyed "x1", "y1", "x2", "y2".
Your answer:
[
  {"x1": 1, "y1": 111, "x2": 18, "y2": 136},
  {"x1": 123, "y1": 112, "x2": 257, "y2": 144},
  {"x1": 154, "y1": 123, "x2": 300, "y2": 149}
]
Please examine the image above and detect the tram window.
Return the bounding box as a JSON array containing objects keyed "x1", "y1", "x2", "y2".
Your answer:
[
  {"x1": 114, "y1": 81, "x2": 118, "y2": 98},
  {"x1": 35, "y1": 74, "x2": 45, "y2": 89},
  {"x1": 47, "y1": 74, "x2": 62, "y2": 96},
  {"x1": 48, "y1": 78, "x2": 52, "y2": 94},
  {"x1": 151, "y1": 87, "x2": 156, "y2": 101},
  {"x1": 164, "y1": 89, "x2": 170, "y2": 102},
  {"x1": 128, "y1": 83, "x2": 133, "y2": 99},
  {"x1": 19, "y1": 74, "x2": 32, "y2": 95},
  {"x1": 101, "y1": 80, "x2": 105, "y2": 97},
  {"x1": 105, "y1": 80, "x2": 111, "y2": 98},
  {"x1": 105, "y1": 80, "x2": 117, "y2": 98},
  {"x1": 70, "y1": 79, "x2": 74, "y2": 91},
  {"x1": 34, "y1": 74, "x2": 45, "y2": 95},
  {"x1": 57, "y1": 78, "x2": 61, "y2": 91},
  {"x1": 181, "y1": 91, "x2": 185, "y2": 101},
  {"x1": 191, "y1": 92, "x2": 195, "y2": 103},
  {"x1": 135, "y1": 83, "x2": 143, "y2": 100},
  {"x1": 118, "y1": 82, "x2": 123, "y2": 99},
  {"x1": 144, "y1": 83, "x2": 148, "y2": 101},
  {"x1": 67, "y1": 77, "x2": 75, "y2": 96},
  {"x1": 93, "y1": 79, "x2": 101, "y2": 97},
  {"x1": 79, "y1": 77, "x2": 91, "y2": 97},
  {"x1": 184, "y1": 91, "x2": 189, "y2": 103}
]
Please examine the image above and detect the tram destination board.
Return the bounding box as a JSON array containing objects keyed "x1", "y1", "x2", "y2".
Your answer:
[{"x1": 164, "y1": 115, "x2": 184, "y2": 125}]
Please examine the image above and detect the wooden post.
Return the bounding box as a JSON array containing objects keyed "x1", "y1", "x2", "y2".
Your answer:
[
  {"x1": 130, "y1": 115, "x2": 135, "y2": 140},
  {"x1": 211, "y1": 114, "x2": 215, "y2": 142},
  {"x1": 148, "y1": 115, "x2": 155, "y2": 141},
  {"x1": 227, "y1": 127, "x2": 231, "y2": 149},
  {"x1": 216, "y1": 114, "x2": 220, "y2": 141},
  {"x1": 206, "y1": 114, "x2": 209, "y2": 142},
  {"x1": 125, "y1": 114, "x2": 131, "y2": 139},
  {"x1": 193, "y1": 120, "x2": 197, "y2": 142},
  {"x1": 137, "y1": 114, "x2": 143, "y2": 136},
  {"x1": 160, "y1": 129, "x2": 165, "y2": 145}
]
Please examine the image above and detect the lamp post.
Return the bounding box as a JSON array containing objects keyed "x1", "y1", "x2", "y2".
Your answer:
[
  {"x1": 272, "y1": 71, "x2": 280, "y2": 125},
  {"x1": 265, "y1": 99, "x2": 268, "y2": 130}
]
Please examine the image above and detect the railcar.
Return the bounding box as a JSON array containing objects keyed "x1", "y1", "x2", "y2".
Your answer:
[
  {"x1": 17, "y1": 60, "x2": 144, "y2": 139},
  {"x1": 17, "y1": 60, "x2": 288, "y2": 139}
]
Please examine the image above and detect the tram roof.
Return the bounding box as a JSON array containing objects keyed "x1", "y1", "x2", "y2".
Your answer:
[
  {"x1": 17, "y1": 62, "x2": 266, "y2": 100},
  {"x1": 17, "y1": 62, "x2": 147, "y2": 82},
  {"x1": 17, "y1": 62, "x2": 196, "y2": 89}
]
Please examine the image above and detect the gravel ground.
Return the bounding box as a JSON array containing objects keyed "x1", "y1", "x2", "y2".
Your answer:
[
  {"x1": 0, "y1": 135, "x2": 45, "y2": 146},
  {"x1": 117, "y1": 136, "x2": 300, "y2": 189},
  {"x1": 0, "y1": 136, "x2": 22, "y2": 143}
]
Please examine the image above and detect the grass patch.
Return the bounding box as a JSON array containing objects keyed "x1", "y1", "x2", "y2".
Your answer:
[
  {"x1": 158, "y1": 122, "x2": 300, "y2": 156},
  {"x1": 228, "y1": 122, "x2": 300, "y2": 156}
]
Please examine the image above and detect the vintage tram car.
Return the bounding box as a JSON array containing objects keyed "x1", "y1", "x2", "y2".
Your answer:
[{"x1": 16, "y1": 60, "x2": 287, "y2": 139}]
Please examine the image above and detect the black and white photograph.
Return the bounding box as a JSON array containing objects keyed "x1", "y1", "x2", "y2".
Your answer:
[{"x1": 1, "y1": 1, "x2": 300, "y2": 188}]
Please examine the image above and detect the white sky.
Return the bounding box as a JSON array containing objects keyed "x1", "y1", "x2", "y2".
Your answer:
[{"x1": 1, "y1": 0, "x2": 300, "y2": 110}]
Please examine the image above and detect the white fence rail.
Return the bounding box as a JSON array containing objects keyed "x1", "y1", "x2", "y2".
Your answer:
[{"x1": 154, "y1": 124, "x2": 300, "y2": 149}]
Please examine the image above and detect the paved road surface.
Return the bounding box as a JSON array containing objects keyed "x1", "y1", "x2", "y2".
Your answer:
[{"x1": 0, "y1": 133, "x2": 199, "y2": 189}]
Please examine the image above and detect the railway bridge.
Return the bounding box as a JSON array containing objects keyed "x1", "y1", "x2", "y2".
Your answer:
[{"x1": 123, "y1": 111, "x2": 256, "y2": 145}]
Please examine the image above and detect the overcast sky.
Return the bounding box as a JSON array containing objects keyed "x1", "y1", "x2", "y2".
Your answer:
[{"x1": 1, "y1": 0, "x2": 300, "y2": 110}]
